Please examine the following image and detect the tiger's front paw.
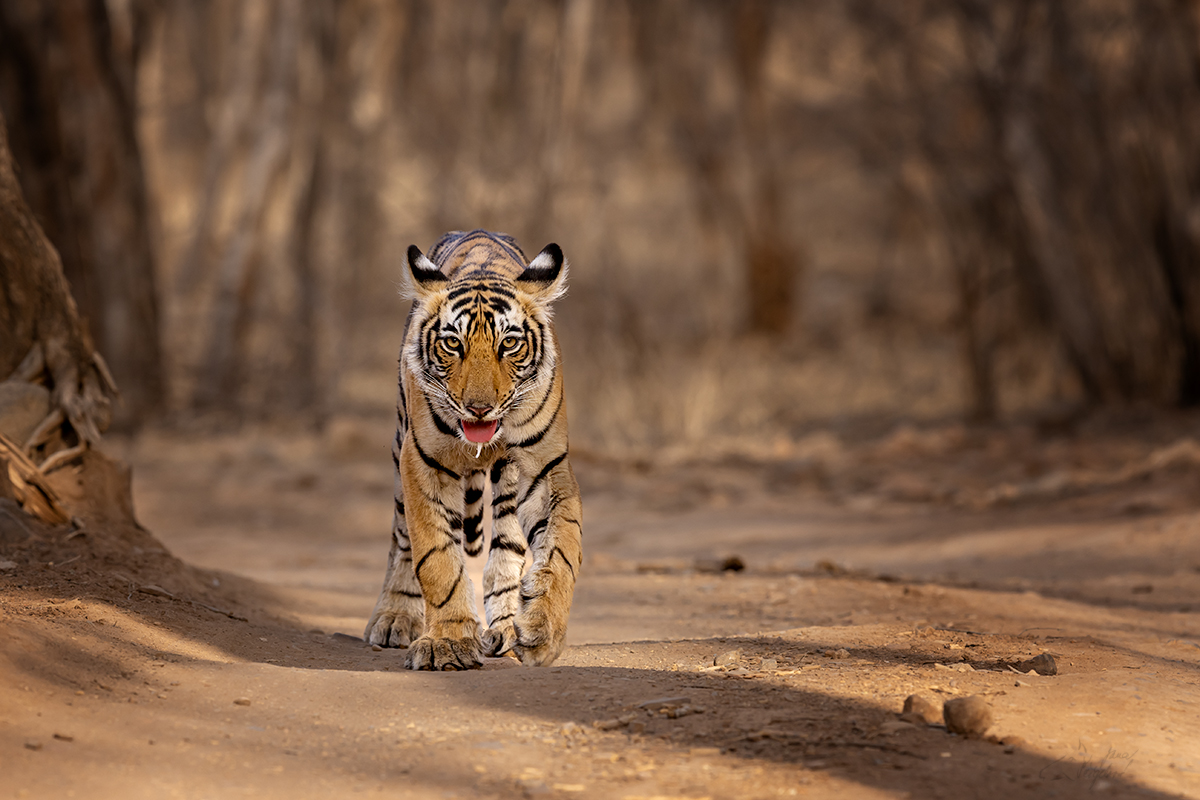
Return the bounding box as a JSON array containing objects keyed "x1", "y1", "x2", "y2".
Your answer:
[
  {"x1": 481, "y1": 619, "x2": 518, "y2": 657},
  {"x1": 405, "y1": 633, "x2": 484, "y2": 671},
  {"x1": 364, "y1": 596, "x2": 424, "y2": 648},
  {"x1": 511, "y1": 594, "x2": 569, "y2": 667}
]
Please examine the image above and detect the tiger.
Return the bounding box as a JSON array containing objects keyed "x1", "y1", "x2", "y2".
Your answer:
[{"x1": 364, "y1": 229, "x2": 583, "y2": 670}]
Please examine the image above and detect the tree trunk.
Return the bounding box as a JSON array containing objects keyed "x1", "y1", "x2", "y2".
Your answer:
[
  {"x1": 0, "y1": 106, "x2": 118, "y2": 522},
  {"x1": 192, "y1": 1, "x2": 300, "y2": 412},
  {"x1": 731, "y1": 0, "x2": 798, "y2": 336},
  {"x1": 0, "y1": 0, "x2": 163, "y2": 428}
]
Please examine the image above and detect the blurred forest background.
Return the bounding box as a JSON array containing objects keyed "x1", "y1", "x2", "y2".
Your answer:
[{"x1": 4, "y1": 0, "x2": 1200, "y2": 458}]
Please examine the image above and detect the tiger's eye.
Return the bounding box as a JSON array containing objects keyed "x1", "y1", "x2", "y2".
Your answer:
[{"x1": 501, "y1": 336, "x2": 521, "y2": 351}]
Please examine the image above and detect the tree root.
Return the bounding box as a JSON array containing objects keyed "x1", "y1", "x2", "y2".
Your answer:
[{"x1": 0, "y1": 432, "x2": 70, "y2": 524}]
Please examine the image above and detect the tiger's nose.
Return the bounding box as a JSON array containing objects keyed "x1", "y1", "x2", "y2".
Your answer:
[{"x1": 466, "y1": 405, "x2": 493, "y2": 419}]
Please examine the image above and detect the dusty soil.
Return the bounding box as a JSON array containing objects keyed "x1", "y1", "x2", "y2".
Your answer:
[{"x1": 3, "y1": 413, "x2": 1200, "y2": 799}]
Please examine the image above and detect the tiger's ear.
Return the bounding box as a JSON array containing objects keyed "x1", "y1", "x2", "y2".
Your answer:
[
  {"x1": 402, "y1": 245, "x2": 448, "y2": 299},
  {"x1": 516, "y1": 243, "x2": 568, "y2": 305}
]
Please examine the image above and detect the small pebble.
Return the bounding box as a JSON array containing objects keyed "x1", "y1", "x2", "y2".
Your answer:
[
  {"x1": 1002, "y1": 735, "x2": 1026, "y2": 754},
  {"x1": 760, "y1": 658, "x2": 779, "y2": 671},
  {"x1": 1014, "y1": 653, "x2": 1057, "y2": 676},
  {"x1": 519, "y1": 778, "x2": 552, "y2": 797},
  {"x1": 901, "y1": 693, "x2": 943, "y2": 726},
  {"x1": 24, "y1": 740, "x2": 42, "y2": 751},
  {"x1": 823, "y1": 648, "x2": 850, "y2": 660},
  {"x1": 879, "y1": 719, "x2": 917, "y2": 735},
  {"x1": 943, "y1": 695, "x2": 992, "y2": 738},
  {"x1": 371, "y1": 644, "x2": 383, "y2": 652},
  {"x1": 53, "y1": 733, "x2": 74, "y2": 742},
  {"x1": 233, "y1": 698, "x2": 252, "y2": 706},
  {"x1": 713, "y1": 649, "x2": 741, "y2": 668}
]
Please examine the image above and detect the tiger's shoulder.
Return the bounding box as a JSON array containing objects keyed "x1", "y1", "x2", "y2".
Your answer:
[{"x1": 426, "y1": 229, "x2": 530, "y2": 281}]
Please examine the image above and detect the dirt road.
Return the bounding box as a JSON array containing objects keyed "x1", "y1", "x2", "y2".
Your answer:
[{"x1": 3, "y1": 418, "x2": 1200, "y2": 799}]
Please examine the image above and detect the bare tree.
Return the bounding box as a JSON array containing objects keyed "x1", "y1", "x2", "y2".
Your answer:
[
  {"x1": 630, "y1": 0, "x2": 802, "y2": 336},
  {"x1": 1, "y1": 108, "x2": 117, "y2": 523},
  {"x1": 0, "y1": 0, "x2": 163, "y2": 427},
  {"x1": 856, "y1": 0, "x2": 1200, "y2": 415}
]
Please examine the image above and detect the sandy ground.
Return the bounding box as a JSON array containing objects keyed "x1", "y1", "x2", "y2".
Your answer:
[{"x1": 3, "y1": 414, "x2": 1200, "y2": 799}]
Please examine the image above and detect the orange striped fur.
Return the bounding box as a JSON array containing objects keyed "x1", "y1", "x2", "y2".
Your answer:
[{"x1": 365, "y1": 231, "x2": 582, "y2": 669}]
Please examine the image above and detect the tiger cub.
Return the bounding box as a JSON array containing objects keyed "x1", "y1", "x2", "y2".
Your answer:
[{"x1": 364, "y1": 230, "x2": 582, "y2": 670}]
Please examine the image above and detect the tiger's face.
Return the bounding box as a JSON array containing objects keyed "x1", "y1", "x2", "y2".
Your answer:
[{"x1": 403, "y1": 242, "x2": 566, "y2": 446}]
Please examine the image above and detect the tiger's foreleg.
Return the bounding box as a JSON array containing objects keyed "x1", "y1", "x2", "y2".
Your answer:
[
  {"x1": 401, "y1": 437, "x2": 484, "y2": 671},
  {"x1": 481, "y1": 457, "x2": 527, "y2": 657},
  {"x1": 461, "y1": 470, "x2": 487, "y2": 557},
  {"x1": 512, "y1": 456, "x2": 582, "y2": 666},
  {"x1": 364, "y1": 428, "x2": 425, "y2": 647}
]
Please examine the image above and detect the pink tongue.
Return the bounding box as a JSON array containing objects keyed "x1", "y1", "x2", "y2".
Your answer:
[{"x1": 461, "y1": 419, "x2": 498, "y2": 443}]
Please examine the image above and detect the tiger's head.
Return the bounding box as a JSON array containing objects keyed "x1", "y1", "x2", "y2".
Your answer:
[{"x1": 402, "y1": 239, "x2": 567, "y2": 447}]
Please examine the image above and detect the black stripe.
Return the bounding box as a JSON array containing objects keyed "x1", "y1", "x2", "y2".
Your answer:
[
  {"x1": 425, "y1": 396, "x2": 459, "y2": 437},
  {"x1": 529, "y1": 318, "x2": 544, "y2": 371},
  {"x1": 526, "y1": 517, "x2": 549, "y2": 547},
  {"x1": 490, "y1": 612, "x2": 514, "y2": 624},
  {"x1": 553, "y1": 546, "x2": 576, "y2": 578},
  {"x1": 395, "y1": 499, "x2": 405, "y2": 516},
  {"x1": 492, "y1": 491, "x2": 516, "y2": 506},
  {"x1": 465, "y1": 487, "x2": 483, "y2": 505},
  {"x1": 392, "y1": 451, "x2": 400, "y2": 470},
  {"x1": 447, "y1": 282, "x2": 516, "y2": 301},
  {"x1": 414, "y1": 543, "x2": 449, "y2": 577},
  {"x1": 412, "y1": 434, "x2": 461, "y2": 480},
  {"x1": 463, "y1": 514, "x2": 483, "y2": 543},
  {"x1": 490, "y1": 457, "x2": 510, "y2": 484},
  {"x1": 390, "y1": 589, "x2": 423, "y2": 599},
  {"x1": 521, "y1": 451, "x2": 568, "y2": 504},
  {"x1": 492, "y1": 234, "x2": 528, "y2": 263},
  {"x1": 484, "y1": 583, "x2": 519, "y2": 600},
  {"x1": 493, "y1": 504, "x2": 516, "y2": 520},
  {"x1": 490, "y1": 537, "x2": 527, "y2": 556},
  {"x1": 513, "y1": 391, "x2": 563, "y2": 448},
  {"x1": 433, "y1": 566, "x2": 463, "y2": 609},
  {"x1": 513, "y1": 363, "x2": 556, "y2": 427}
]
